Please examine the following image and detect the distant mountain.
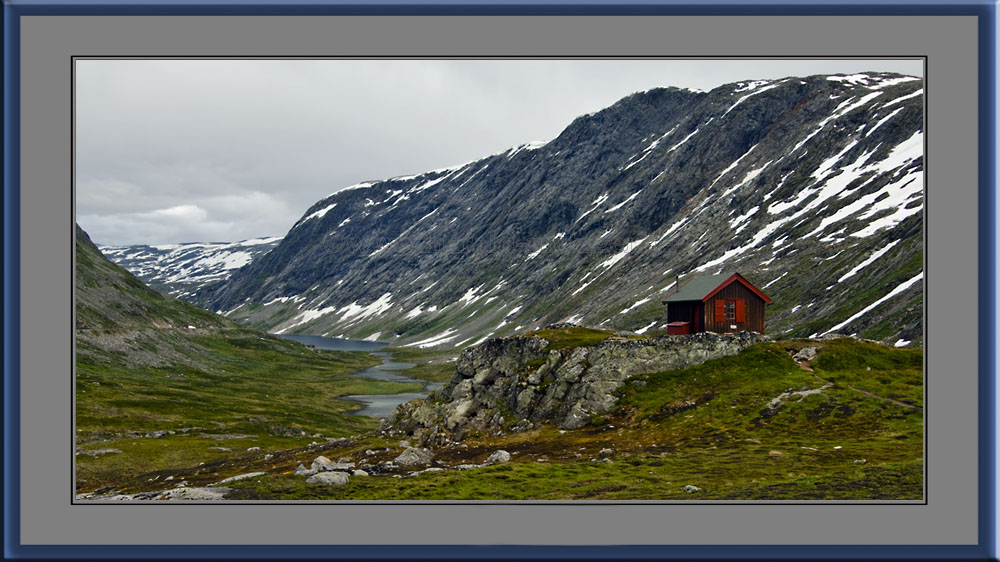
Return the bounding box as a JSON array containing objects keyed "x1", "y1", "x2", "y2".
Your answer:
[
  {"x1": 187, "y1": 72, "x2": 923, "y2": 349},
  {"x1": 99, "y1": 237, "x2": 282, "y2": 299}
]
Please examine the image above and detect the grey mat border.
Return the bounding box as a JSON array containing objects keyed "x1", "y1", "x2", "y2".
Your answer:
[{"x1": 17, "y1": 14, "x2": 979, "y2": 546}]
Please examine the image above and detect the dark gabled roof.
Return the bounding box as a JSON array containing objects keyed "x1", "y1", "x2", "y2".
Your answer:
[
  {"x1": 662, "y1": 272, "x2": 772, "y2": 304},
  {"x1": 663, "y1": 273, "x2": 731, "y2": 303}
]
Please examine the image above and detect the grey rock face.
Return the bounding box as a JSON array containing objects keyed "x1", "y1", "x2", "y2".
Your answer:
[
  {"x1": 381, "y1": 331, "x2": 767, "y2": 444},
  {"x1": 306, "y1": 471, "x2": 350, "y2": 485}
]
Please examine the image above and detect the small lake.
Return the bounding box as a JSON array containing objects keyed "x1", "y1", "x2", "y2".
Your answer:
[
  {"x1": 276, "y1": 334, "x2": 388, "y2": 352},
  {"x1": 276, "y1": 334, "x2": 443, "y2": 418}
]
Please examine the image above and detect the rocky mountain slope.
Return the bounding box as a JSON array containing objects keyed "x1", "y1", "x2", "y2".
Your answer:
[
  {"x1": 190, "y1": 72, "x2": 923, "y2": 348},
  {"x1": 76, "y1": 224, "x2": 231, "y2": 338},
  {"x1": 99, "y1": 237, "x2": 282, "y2": 299}
]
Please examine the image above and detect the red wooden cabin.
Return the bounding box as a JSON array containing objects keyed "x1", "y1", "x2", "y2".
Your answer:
[{"x1": 661, "y1": 272, "x2": 771, "y2": 334}]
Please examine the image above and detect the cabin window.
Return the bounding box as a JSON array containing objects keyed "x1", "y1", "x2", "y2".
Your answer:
[{"x1": 715, "y1": 298, "x2": 746, "y2": 323}]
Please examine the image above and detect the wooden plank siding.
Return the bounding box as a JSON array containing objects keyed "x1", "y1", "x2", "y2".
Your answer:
[
  {"x1": 666, "y1": 301, "x2": 705, "y2": 332},
  {"x1": 703, "y1": 282, "x2": 767, "y2": 334}
]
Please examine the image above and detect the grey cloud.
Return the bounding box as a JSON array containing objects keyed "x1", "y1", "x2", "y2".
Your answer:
[{"x1": 76, "y1": 59, "x2": 922, "y2": 245}]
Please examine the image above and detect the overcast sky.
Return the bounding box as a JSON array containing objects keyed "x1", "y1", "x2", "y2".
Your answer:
[{"x1": 76, "y1": 59, "x2": 922, "y2": 246}]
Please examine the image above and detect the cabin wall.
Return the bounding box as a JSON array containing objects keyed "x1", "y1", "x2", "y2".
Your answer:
[
  {"x1": 667, "y1": 302, "x2": 695, "y2": 324},
  {"x1": 703, "y1": 282, "x2": 767, "y2": 334}
]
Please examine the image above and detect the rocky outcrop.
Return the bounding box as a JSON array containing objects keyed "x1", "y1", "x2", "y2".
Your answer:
[{"x1": 380, "y1": 331, "x2": 767, "y2": 445}]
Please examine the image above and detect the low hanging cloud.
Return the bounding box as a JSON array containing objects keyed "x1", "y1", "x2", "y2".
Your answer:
[{"x1": 75, "y1": 59, "x2": 922, "y2": 246}]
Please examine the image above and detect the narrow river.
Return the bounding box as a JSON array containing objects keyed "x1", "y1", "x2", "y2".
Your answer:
[{"x1": 276, "y1": 334, "x2": 443, "y2": 418}]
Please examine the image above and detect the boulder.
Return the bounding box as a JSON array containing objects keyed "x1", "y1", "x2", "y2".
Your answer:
[
  {"x1": 306, "y1": 471, "x2": 350, "y2": 485},
  {"x1": 484, "y1": 450, "x2": 511, "y2": 465},
  {"x1": 312, "y1": 455, "x2": 354, "y2": 471},
  {"x1": 394, "y1": 447, "x2": 434, "y2": 466},
  {"x1": 311, "y1": 456, "x2": 335, "y2": 471}
]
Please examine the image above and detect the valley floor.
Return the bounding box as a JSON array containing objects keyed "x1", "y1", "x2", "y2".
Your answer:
[{"x1": 76, "y1": 332, "x2": 923, "y2": 501}]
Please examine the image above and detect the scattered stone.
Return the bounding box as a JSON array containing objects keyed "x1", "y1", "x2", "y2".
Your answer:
[
  {"x1": 263, "y1": 454, "x2": 273, "y2": 461},
  {"x1": 337, "y1": 457, "x2": 352, "y2": 463},
  {"x1": 394, "y1": 447, "x2": 434, "y2": 466},
  {"x1": 600, "y1": 458, "x2": 613, "y2": 464},
  {"x1": 247, "y1": 447, "x2": 261, "y2": 452},
  {"x1": 294, "y1": 464, "x2": 316, "y2": 476},
  {"x1": 399, "y1": 440, "x2": 411, "y2": 448},
  {"x1": 683, "y1": 485, "x2": 702, "y2": 493},
  {"x1": 768, "y1": 450, "x2": 785, "y2": 457},
  {"x1": 305, "y1": 471, "x2": 350, "y2": 486},
  {"x1": 598, "y1": 448, "x2": 614, "y2": 457},
  {"x1": 311, "y1": 455, "x2": 354, "y2": 471},
  {"x1": 352, "y1": 470, "x2": 369, "y2": 477},
  {"x1": 484, "y1": 450, "x2": 511, "y2": 465},
  {"x1": 853, "y1": 459, "x2": 868, "y2": 465}
]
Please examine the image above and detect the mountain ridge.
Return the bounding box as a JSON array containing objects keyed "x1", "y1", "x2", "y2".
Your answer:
[{"x1": 129, "y1": 72, "x2": 920, "y2": 348}]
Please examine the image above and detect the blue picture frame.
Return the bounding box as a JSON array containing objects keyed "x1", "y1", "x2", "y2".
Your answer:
[{"x1": 4, "y1": 0, "x2": 996, "y2": 559}]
